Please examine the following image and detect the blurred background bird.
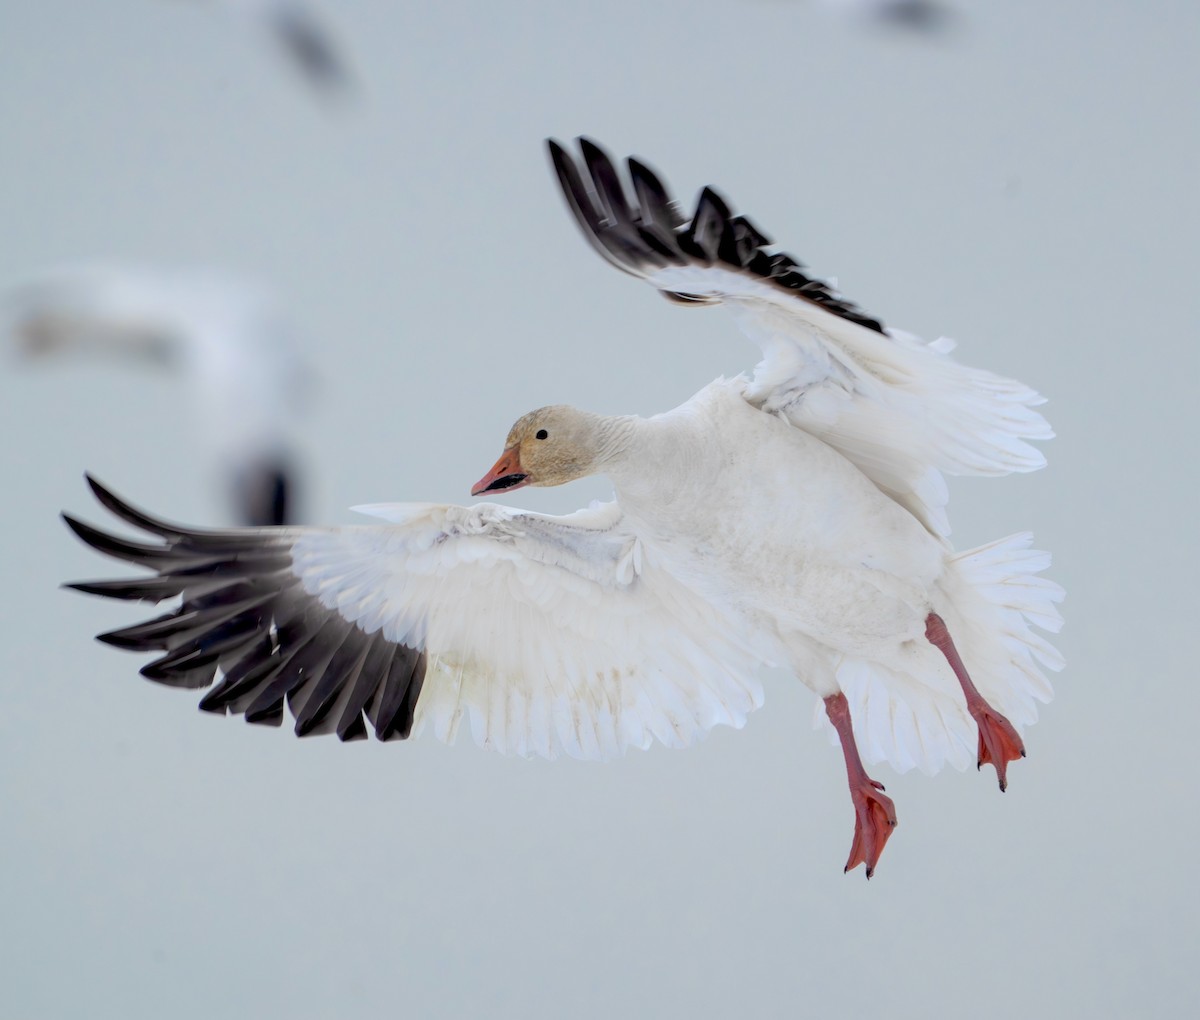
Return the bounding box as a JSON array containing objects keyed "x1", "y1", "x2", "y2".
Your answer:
[
  {"x1": 5, "y1": 264, "x2": 311, "y2": 526},
  {"x1": 814, "y1": 0, "x2": 953, "y2": 33},
  {"x1": 169, "y1": 0, "x2": 354, "y2": 97}
]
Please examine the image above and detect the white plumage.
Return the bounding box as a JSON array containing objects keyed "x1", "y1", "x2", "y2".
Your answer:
[
  {"x1": 63, "y1": 138, "x2": 1062, "y2": 876},
  {"x1": 308, "y1": 498, "x2": 765, "y2": 761}
]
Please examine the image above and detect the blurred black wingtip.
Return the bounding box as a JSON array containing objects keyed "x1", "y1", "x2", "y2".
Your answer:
[{"x1": 234, "y1": 459, "x2": 296, "y2": 527}]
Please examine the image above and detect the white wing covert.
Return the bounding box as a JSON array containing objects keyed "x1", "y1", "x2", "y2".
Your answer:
[
  {"x1": 549, "y1": 138, "x2": 1052, "y2": 536},
  {"x1": 64, "y1": 477, "x2": 763, "y2": 761}
]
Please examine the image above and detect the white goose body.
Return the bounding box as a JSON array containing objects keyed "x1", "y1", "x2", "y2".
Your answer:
[
  {"x1": 63, "y1": 138, "x2": 1062, "y2": 876},
  {"x1": 609, "y1": 380, "x2": 942, "y2": 663}
]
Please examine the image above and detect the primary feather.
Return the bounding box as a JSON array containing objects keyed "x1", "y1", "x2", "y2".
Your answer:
[{"x1": 548, "y1": 138, "x2": 1050, "y2": 537}]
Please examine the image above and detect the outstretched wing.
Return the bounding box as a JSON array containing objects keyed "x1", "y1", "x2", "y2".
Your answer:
[
  {"x1": 64, "y1": 477, "x2": 763, "y2": 760},
  {"x1": 548, "y1": 137, "x2": 1052, "y2": 537}
]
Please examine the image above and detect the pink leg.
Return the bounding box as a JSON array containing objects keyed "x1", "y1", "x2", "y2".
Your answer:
[
  {"x1": 824, "y1": 692, "x2": 897, "y2": 879},
  {"x1": 925, "y1": 612, "x2": 1025, "y2": 791}
]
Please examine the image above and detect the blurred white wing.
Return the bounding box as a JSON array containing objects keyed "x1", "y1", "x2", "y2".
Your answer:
[
  {"x1": 5, "y1": 263, "x2": 308, "y2": 526},
  {"x1": 64, "y1": 478, "x2": 764, "y2": 760},
  {"x1": 549, "y1": 138, "x2": 1051, "y2": 537}
]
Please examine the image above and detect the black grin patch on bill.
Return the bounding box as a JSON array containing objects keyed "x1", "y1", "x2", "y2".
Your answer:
[{"x1": 482, "y1": 473, "x2": 528, "y2": 492}]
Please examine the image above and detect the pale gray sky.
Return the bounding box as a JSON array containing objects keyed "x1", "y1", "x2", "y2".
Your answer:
[{"x1": 2, "y1": 1, "x2": 1198, "y2": 1017}]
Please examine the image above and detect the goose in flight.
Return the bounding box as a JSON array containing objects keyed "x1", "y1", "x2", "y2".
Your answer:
[
  {"x1": 62, "y1": 138, "x2": 1062, "y2": 877},
  {"x1": 10, "y1": 264, "x2": 308, "y2": 526}
]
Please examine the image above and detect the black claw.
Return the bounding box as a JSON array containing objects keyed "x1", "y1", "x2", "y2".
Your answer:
[{"x1": 865, "y1": 867, "x2": 874, "y2": 880}]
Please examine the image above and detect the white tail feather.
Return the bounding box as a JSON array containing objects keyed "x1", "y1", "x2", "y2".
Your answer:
[{"x1": 816, "y1": 532, "x2": 1064, "y2": 775}]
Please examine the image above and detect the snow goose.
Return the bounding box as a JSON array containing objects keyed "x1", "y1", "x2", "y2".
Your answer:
[
  {"x1": 10, "y1": 264, "x2": 308, "y2": 526},
  {"x1": 62, "y1": 139, "x2": 1062, "y2": 877}
]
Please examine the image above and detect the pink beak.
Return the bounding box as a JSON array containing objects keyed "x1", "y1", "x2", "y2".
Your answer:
[{"x1": 471, "y1": 448, "x2": 530, "y2": 496}]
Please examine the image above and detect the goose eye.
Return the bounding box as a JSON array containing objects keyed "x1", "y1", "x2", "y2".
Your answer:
[{"x1": 535, "y1": 429, "x2": 548, "y2": 440}]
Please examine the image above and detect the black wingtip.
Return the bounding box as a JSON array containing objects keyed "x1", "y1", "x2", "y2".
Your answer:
[
  {"x1": 61, "y1": 576, "x2": 191, "y2": 603},
  {"x1": 61, "y1": 513, "x2": 107, "y2": 550},
  {"x1": 82, "y1": 473, "x2": 193, "y2": 537},
  {"x1": 234, "y1": 460, "x2": 294, "y2": 527},
  {"x1": 63, "y1": 479, "x2": 432, "y2": 748},
  {"x1": 625, "y1": 156, "x2": 662, "y2": 189},
  {"x1": 576, "y1": 135, "x2": 608, "y2": 160},
  {"x1": 547, "y1": 136, "x2": 647, "y2": 279},
  {"x1": 547, "y1": 137, "x2": 889, "y2": 335},
  {"x1": 61, "y1": 511, "x2": 172, "y2": 567},
  {"x1": 545, "y1": 138, "x2": 572, "y2": 185},
  {"x1": 96, "y1": 629, "x2": 148, "y2": 651},
  {"x1": 82, "y1": 474, "x2": 137, "y2": 524},
  {"x1": 245, "y1": 699, "x2": 285, "y2": 727}
]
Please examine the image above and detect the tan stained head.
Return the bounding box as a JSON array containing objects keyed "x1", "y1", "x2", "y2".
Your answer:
[{"x1": 471, "y1": 405, "x2": 604, "y2": 496}]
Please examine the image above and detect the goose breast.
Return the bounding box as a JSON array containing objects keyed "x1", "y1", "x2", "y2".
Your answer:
[{"x1": 606, "y1": 380, "x2": 945, "y2": 660}]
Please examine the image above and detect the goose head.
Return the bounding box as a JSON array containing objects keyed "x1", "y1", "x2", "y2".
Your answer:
[{"x1": 472, "y1": 405, "x2": 615, "y2": 496}]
